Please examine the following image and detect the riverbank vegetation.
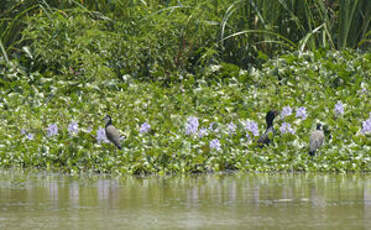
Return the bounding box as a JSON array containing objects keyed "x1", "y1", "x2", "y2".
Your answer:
[{"x1": 0, "y1": 0, "x2": 370, "y2": 174}]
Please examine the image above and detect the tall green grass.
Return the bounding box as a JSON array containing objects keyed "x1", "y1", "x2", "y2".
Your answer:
[
  {"x1": 0, "y1": 0, "x2": 370, "y2": 74},
  {"x1": 219, "y1": 0, "x2": 369, "y2": 59},
  {"x1": 0, "y1": 0, "x2": 40, "y2": 62}
]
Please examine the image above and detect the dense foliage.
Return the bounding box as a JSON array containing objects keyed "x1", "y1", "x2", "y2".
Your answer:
[
  {"x1": 0, "y1": 1, "x2": 370, "y2": 174},
  {"x1": 1, "y1": 50, "x2": 370, "y2": 174},
  {"x1": 1, "y1": 0, "x2": 370, "y2": 81}
]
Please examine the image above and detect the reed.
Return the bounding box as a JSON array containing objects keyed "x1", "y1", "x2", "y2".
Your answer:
[{"x1": 1, "y1": 0, "x2": 369, "y2": 68}]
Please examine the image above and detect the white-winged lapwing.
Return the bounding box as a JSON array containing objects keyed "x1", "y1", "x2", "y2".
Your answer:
[
  {"x1": 309, "y1": 123, "x2": 324, "y2": 156},
  {"x1": 103, "y1": 115, "x2": 122, "y2": 150},
  {"x1": 258, "y1": 110, "x2": 279, "y2": 146}
]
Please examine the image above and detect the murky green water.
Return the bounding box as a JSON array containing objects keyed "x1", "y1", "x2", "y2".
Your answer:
[{"x1": 0, "y1": 170, "x2": 370, "y2": 230}]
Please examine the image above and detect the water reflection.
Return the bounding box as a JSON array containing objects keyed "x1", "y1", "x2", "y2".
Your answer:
[{"x1": 0, "y1": 171, "x2": 370, "y2": 229}]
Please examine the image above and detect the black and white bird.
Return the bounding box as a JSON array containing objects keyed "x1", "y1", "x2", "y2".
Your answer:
[
  {"x1": 309, "y1": 123, "x2": 324, "y2": 156},
  {"x1": 103, "y1": 115, "x2": 122, "y2": 150},
  {"x1": 258, "y1": 110, "x2": 279, "y2": 146}
]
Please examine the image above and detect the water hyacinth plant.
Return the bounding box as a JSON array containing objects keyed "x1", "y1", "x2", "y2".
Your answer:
[
  {"x1": 68, "y1": 121, "x2": 79, "y2": 136},
  {"x1": 185, "y1": 116, "x2": 199, "y2": 135},
  {"x1": 47, "y1": 124, "x2": 58, "y2": 137},
  {"x1": 227, "y1": 122, "x2": 236, "y2": 135},
  {"x1": 281, "y1": 106, "x2": 293, "y2": 118},
  {"x1": 0, "y1": 36, "x2": 370, "y2": 174},
  {"x1": 20, "y1": 129, "x2": 34, "y2": 140},
  {"x1": 280, "y1": 122, "x2": 295, "y2": 134},
  {"x1": 209, "y1": 139, "x2": 221, "y2": 151},
  {"x1": 361, "y1": 117, "x2": 371, "y2": 135},
  {"x1": 20, "y1": 129, "x2": 27, "y2": 135},
  {"x1": 139, "y1": 122, "x2": 151, "y2": 134},
  {"x1": 96, "y1": 127, "x2": 109, "y2": 144},
  {"x1": 245, "y1": 121, "x2": 259, "y2": 137},
  {"x1": 296, "y1": 107, "x2": 307, "y2": 120},
  {"x1": 334, "y1": 101, "x2": 344, "y2": 116},
  {"x1": 26, "y1": 133, "x2": 34, "y2": 140}
]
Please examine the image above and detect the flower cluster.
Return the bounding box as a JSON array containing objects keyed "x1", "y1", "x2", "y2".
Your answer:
[
  {"x1": 23, "y1": 103, "x2": 369, "y2": 152},
  {"x1": 361, "y1": 114, "x2": 371, "y2": 134},
  {"x1": 209, "y1": 138, "x2": 221, "y2": 151},
  {"x1": 26, "y1": 133, "x2": 34, "y2": 140},
  {"x1": 334, "y1": 101, "x2": 344, "y2": 115},
  {"x1": 96, "y1": 127, "x2": 109, "y2": 143},
  {"x1": 68, "y1": 121, "x2": 79, "y2": 136},
  {"x1": 139, "y1": 122, "x2": 151, "y2": 134},
  {"x1": 281, "y1": 106, "x2": 292, "y2": 118},
  {"x1": 47, "y1": 124, "x2": 58, "y2": 137},
  {"x1": 280, "y1": 122, "x2": 295, "y2": 134},
  {"x1": 295, "y1": 107, "x2": 307, "y2": 120},
  {"x1": 227, "y1": 122, "x2": 236, "y2": 134},
  {"x1": 185, "y1": 116, "x2": 199, "y2": 135},
  {"x1": 20, "y1": 129, "x2": 34, "y2": 140},
  {"x1": 245, "y1": 121, "x2": 259, "y2": 137}
]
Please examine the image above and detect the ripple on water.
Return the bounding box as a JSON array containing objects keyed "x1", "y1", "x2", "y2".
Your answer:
[{"x1": 0, "y1": 171, "x2": 370, "y2": 229}]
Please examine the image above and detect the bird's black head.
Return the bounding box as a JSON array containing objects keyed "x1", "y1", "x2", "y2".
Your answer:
[
  {"x1": 103, "y1": 115, "x2": 112, "y2": 125},
  {"x1": 316, "y1": 123, "x2": 322, "y2": 130},
  {"x1": 266, "y1": 110, "x2": 278, "y2": 127}
]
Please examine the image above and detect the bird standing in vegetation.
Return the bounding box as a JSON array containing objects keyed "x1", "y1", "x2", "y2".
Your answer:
[
  {"x1": 103, "y1": 115, "x2": 122, "y2": 150},
  {"x1": 309, "y1": 123, "x2": 324, "y2": 156},
  {"x1": 258, "y1": 110, "x2": 279, "y2": 146}
]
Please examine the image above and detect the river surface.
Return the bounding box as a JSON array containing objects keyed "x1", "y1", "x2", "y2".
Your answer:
[{"x1": 0, "y1": 170, "x2": 370, "y2": 229}]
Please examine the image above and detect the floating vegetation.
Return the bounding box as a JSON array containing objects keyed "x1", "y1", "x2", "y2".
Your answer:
[{"x1": 0, "y1": 50, "x2": 369, "y2": 175}]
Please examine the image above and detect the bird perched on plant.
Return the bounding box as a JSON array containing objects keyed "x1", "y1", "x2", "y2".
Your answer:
[
  {"x1": 309, "y1": 123, "x2": 324, "y2": 156},
  {"x1": 103, "y1": 115, "x2": 121, "y2": 150},
  {"x1": 258, "y1": 110, "x2": 279, "y2": 146}
]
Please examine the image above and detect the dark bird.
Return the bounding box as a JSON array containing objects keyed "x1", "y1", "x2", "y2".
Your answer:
[
  {"x1": 103, "y1": 115, "x2": 122, "y2": 150},
  {"x1": 258, "y1": 110, "x2": 279, "y2": 146},
  {"x1": 309, "y1": 123, "x2": 324, "y2": 156}
]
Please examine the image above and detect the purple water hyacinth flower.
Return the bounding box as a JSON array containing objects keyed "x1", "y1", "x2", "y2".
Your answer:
[
  {"x1": 334, "y1": 101, "x2": 344, "y2": 115},
  {"x1": 209, "y1": 138, "x2": 221, "y2": 151},
  {"x1": 361, "y1": 118, "x2": 371, "y2": 134},
  {"x1": 139, "y1": 122, "x2": 151, "y2": 134},
  {"x1": 185, "y1": 116, "x2": 199, "y2": 135},
  {"x1": 68, "y1": 121, "x2": 79, "y2": 135},
  {"x1": 21, "y1": 129, "x2": 27, "y2": 135},
  {"x1": 227, "y1": 122, "x2": 236, "y2": 134},
  {"x1": 245, "y1": 121, "x2": 259, "y2": 137},
  {"x1": 280, "y1": 122, "x2": 295, "y2": 134},
  {"x1": 26, "y1": 133, "x2": 34, "y2": 140},
  {"x1": 96, "y1": 127, "x2": 109, "y2": 143},
  {"x1": 47, "y1": 124, "x2": 58, "y2": 137},
  {"x1": 281, "y1": 106, "x2": 292, "y2": 118},
  {"x1": 296, "y1": 107, "x2": 307, "y2": 120},
  {"x1": 198, "y1": 128, "x2": 208, "y2": 138}
]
